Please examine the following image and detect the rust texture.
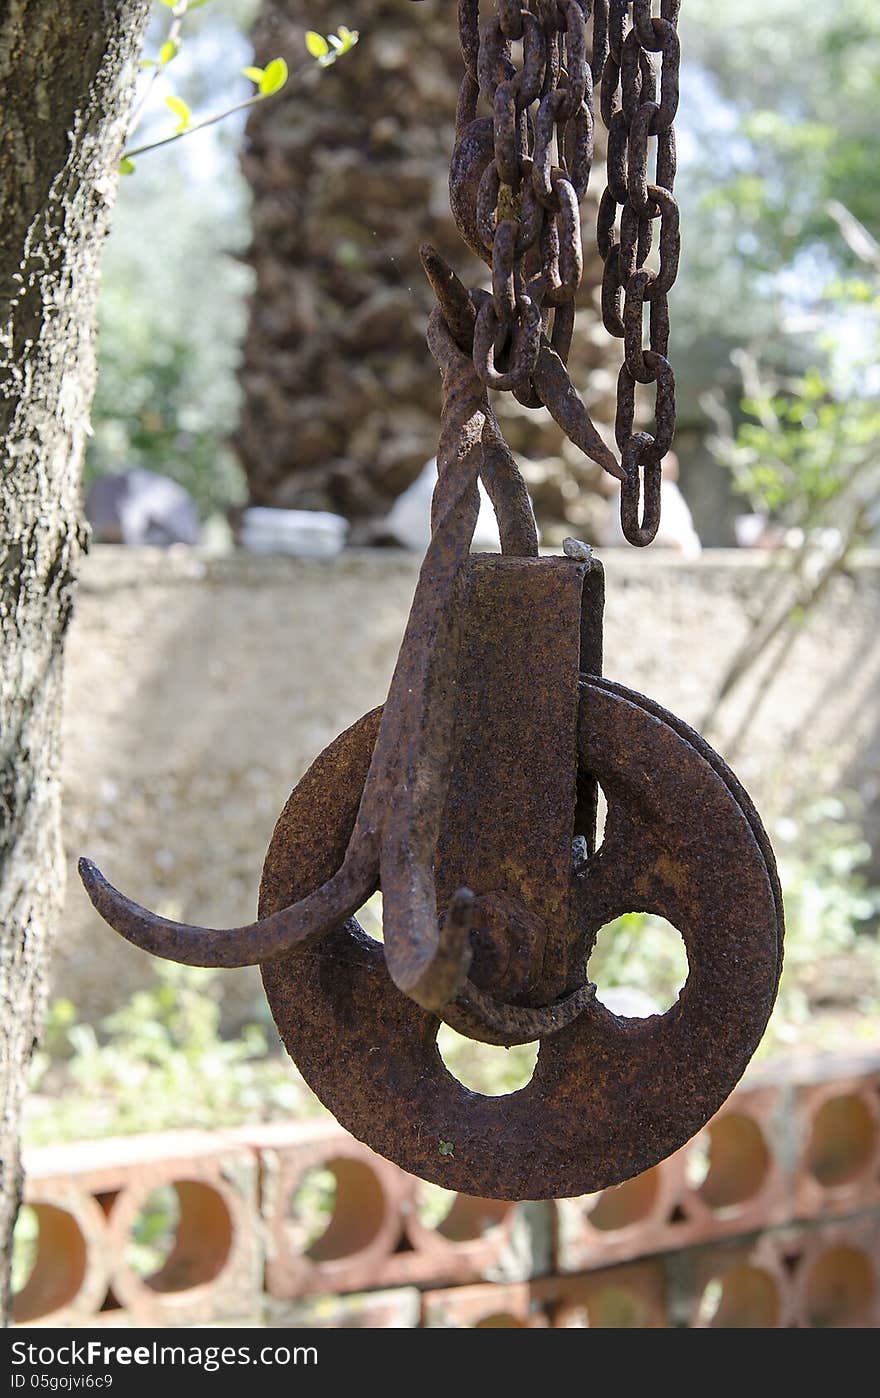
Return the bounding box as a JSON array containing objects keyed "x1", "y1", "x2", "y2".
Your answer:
[
  {"x1": 79, "y1": 3, "x2": 783, "y2": 1200},
  {"x1": 258, "y1": 656, "x2": 782, "y2": 1199}
]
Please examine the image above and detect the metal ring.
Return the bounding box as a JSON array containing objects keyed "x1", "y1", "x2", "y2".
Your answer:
[
  {"x1": 473, "y1": 294, "x2": 541, "y2": 391},
  {"x1": 620, "y1": 431, "x2": 662, "y2": 546}
]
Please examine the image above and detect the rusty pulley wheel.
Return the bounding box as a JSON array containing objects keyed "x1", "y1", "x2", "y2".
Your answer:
[
  {"x1": 258, "y1": 671, "x2": 781, "y2": 1201},
  {"x1": 81, "y1": 552, "x2": 783, "y2": 1200}
]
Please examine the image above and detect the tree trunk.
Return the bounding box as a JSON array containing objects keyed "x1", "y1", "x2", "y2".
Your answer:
[
  {"x1": 238, "y1": 0, "x2": 615, "y2": 534},
  {"x1": 0, "y1": 0, "x2": 151, "y2": 1323}
]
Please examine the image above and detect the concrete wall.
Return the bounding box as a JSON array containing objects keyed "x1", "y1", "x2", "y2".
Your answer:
[{"x1": 57, "y1": 546, "x2": 880, "y2": 1027}]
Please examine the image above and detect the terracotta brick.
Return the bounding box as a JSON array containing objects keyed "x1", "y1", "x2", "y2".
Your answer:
[
  {"x1": 556, "y1": 1154, "x2": 683, "y2": 1272},
  {"x1": 21, "y1": 1132, "x2": 260, "y2": 1328},
  {"x1": 676, "y1": 1084, "x2": 793, "y2": 1241},
  {"x1": 794, "y1": 1077, "x2": 880, "y2": 1221},
  {"x1": 539, "y1": 1260, "x2": 667, "y2": 1328},
  {"x1": 233, "y1": 1121, "x2": 411, "y2": 1299},
  {"x1": 104, "y1": 1148, "x2": 260, "y2": 1327},
  {"x1": 676, "y1": 1217, "x2": 880, "y2": 1328},
  {"x1": 382, "y1": 1187, "x2": 553, "y2": 1289},
  {"x1": 266, "y1": 1287, "x2": 421, "y2": 1329},
  {"x1": 681, "y1": 1235, "x2": 793, "y2": 1329},
  {"x1": 421, "y1": 1281, "x2": 549, "y2": 1328},
  {"x1": 17, "y1": 1050, "x2": 880, "y2": 1331},
  {"x1": 557, "y1": 1074, "x2": 817, "y2": 1271},
  {"x1": 788, "y1": 1218, "x2": 880, "y2": 1328},
  {"x1": 14, "y1": 1180, "x2": 110, "y2": 1327}
]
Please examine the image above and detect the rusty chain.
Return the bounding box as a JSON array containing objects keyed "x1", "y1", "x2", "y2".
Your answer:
[{"x1": 432, "y1": 0, "x2": 681, "y2": 546}]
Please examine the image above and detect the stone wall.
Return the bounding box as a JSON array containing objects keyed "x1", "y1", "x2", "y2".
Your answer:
[{"x1": 57, "y1": 545, "x2": 880, "y2": 1026}]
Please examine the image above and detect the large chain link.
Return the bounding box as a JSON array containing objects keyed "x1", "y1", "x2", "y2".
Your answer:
[{"x1": 439, "y1": 0, "x2": 681, "y2": 547}]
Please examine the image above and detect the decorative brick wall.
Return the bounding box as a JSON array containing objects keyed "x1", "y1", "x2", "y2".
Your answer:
[{"x1": 15, "y1": 1051, "x2": 880, "y2": 1328}]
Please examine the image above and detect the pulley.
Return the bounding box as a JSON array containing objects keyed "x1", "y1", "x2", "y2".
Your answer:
[{"x1": 80, "y1": 1, "x2": 783, "y2": 1201}]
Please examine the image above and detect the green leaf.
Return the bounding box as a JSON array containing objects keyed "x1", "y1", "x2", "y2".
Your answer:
[
  {"x1": 164, "y1": 95, "x2": 191, "y2": 133},
  {"x1": 335, "y1": 26, "x2": 359, "y2": 54},
  {"x1": 118, "y1": 157, "x2": 136, "y2": 175},
  {"x1": 438, "y1": 1139, "x2": 455, "y2": 1157},
  {"x1": 159, "y1": 0, "x2": 177, "y2": 7},
  {"x1": 259, "y1": 57, "x2": 289, "y2": 95},
  {"x1": 159, "y1": 39, "x2": 179, "y2": 66},
  {"x1": 242, "y1": 65, "x2": 264, "y2": 85},
  {"x1": 305, "y1": 31, "x2": 329, "y2": 58}
]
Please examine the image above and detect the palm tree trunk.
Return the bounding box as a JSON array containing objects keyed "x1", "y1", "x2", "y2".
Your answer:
[{"x1": 238, "y1": 0, "x2": 615, "y2": 532}]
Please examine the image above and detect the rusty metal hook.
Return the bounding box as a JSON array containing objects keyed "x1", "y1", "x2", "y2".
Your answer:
[{"x1": 80, "y1": 312, "x2": 566, "y2": 1030}]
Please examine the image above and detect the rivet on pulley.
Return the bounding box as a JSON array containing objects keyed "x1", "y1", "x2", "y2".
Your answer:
[{"x1": 79, "y1": 1, "x2": 782, "y2": 1201}]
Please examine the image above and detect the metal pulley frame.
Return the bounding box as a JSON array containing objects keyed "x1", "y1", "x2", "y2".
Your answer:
[{"x1": 80, "y1": 2, "x2": 783, "y2": 1200}]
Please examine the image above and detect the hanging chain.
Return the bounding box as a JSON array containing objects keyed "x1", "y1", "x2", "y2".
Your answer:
[
  {"x1": 436, "y1": 0, "x2": 681, "y2": 546},
  {"x1": 599, "y1": 0, "x2": 680, "y2": 543}
]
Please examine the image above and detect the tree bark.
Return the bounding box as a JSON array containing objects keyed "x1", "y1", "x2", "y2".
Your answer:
[
  {"x1": 0, "y1": 0, "x2": 151, "y2": 1323},
  {"x1": 238, "y1": 0, "x2": 615, "y2": 533}
]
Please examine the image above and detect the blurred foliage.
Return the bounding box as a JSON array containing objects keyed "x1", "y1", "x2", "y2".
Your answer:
[
  {"x1": 766, "y1": 798, "x2": 880, "y2": 1053},
  {"x1": 705, "y1": 262, "x2": 880, "y2": 537},
  {"x1": 686, "y1": 0, "x2": 880, "y2": 261},
  {"x1": 87, "y1": 0, "x2": 259, "y2": 517},
  {"x1": 287, "y1": 1167, "x2": 337, "y2": 1254},
  {"x1": 733, "y1": 372, "x2": 878, "y2": 522},
  {"x1": 24, "y1": 963, "x2": 326, "y2": 1145},
  {"x1": 674, "y1": 0, "x2": 880, "y2": 419}
]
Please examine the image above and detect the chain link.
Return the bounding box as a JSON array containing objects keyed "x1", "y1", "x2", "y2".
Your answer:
[
  {"x1": 598, "y1": 0, "x2": 680, "y2": 543},
  {"x1": 440, "y1": 1, "x2": 682, "y2": 547}
]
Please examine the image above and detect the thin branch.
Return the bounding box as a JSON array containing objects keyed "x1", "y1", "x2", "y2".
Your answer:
[
  {"x1": 827, "y1": 200, "x2": 880, "y2": 272},
  {"x1": 719, "y1": 501, "x2": 871, "y2": 761},
  {"x1": 124, "y1": 93, "x2": 268, "y2": 160},
  {"x1": 127, "y1": 0, "x2": 189, "y2": 143}
]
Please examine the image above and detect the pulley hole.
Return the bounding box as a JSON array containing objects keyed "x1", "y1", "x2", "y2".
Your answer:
[
  {"x1": 436, "y1": 1023, "x2": 539, "y2": 1096},
  {"x1": 595, "y1": 784, "x2": 608, "y2": 851},
  {"x1": 287, "y1": 1158, "x2": 386, "y2": 1262},
  {"x1": 586, "y1": 1167, "x2": 661, "y2": 1232},
  {"x1": 588, "y1": 913, "x2": 688, "y2": 1016},
  {"x1": 126, "y1": 1181, "x2": 232, "y2": 1292},
  {"x1": 416, "y1": 1183, "x2": 512, "y2": 1241},
  {"x1": 805, "y1": 1246, "x2": 876, "y2": 1327},
  {"x1": 687, "y1": 1113, "x2": 771, "y2": 1210},
  {"x1": 696, "y1": 1266, "x2": 781, "y2": 1328},
  {"x1": 573, "y1": 780, "x2": 607, "y2": 862},
  {"x1": 806, "y1": 1094, "x2": 877, "y2": 1188},
  {"x1": 355, "y1": 891, "x2": 383, "y2": 942}
]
